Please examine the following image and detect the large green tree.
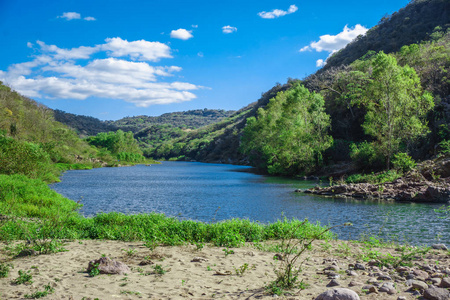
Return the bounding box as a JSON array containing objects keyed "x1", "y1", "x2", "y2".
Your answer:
[
  {"x1": 241, "y1": 83, "x2": 333, "y2": 175},
  {"x1": 362, "y1": 52, "x2": 434, "y2": 168}
]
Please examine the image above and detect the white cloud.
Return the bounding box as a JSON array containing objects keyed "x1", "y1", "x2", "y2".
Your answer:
[
  {"x1": 170, "y1": 29, "x2": 193, "y2": 40},
  {"x1": 197, "y1": 52, "x2": 204, "y2": 57},
  {"x1": 299, "y1": 46, "x2": 310, "y2": 52},
  {"x1": 316, "y1": 59, "x2": 326, "y2": 67},
  {"x1": 191, "y1": 24, "x2": 198, "y2": 28},
  {"x1": 27, "y1": 42, "x2": 33, "y2": 48},
  {"x1": 58, "y1": 12, "x2": 81, "y2": 20},
  {"x1": 0, "y1": 38, "x2": 202, "y2": 107},
  {"x1": 309, "y1": 24, "x2": 368, "y2": 53},
  {"x1": 258, "y1": 4, "x2": 298, "y2": 19},
  {"x1": 299, "y1": 24, "x2": 368, "y2": 67},
  {"x1": 101, "y1": 37, "x2": 172, "y2": 61},
  {"x1": 58, "y1": 12, "x2": 96, "y2": 21},
  {"x1": 222, "y1": 26, "x2": 237, "y2": 34}
]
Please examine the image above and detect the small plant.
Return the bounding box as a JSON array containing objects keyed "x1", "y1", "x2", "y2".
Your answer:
[
  {"x1": 234, "y1": 263, "x2": 254, "y2": 277},
  {"x1": 122, "y1": 248, "x2": 137, "y2": 257},
  {"x1": 14, "y1": 270, "x2": 33, "y2": 285},
  {"x1": 194, "y1": 242, "x2": 204, "y2": 251},
  {"x1": 206, "y1": 265, "x2": 212, "y2": 271},
  {"x1": 392, "y1": 152, "x2": 416, "y2": 173},
  {"x1": 222, "y1": 248, "x2": 235, "y2": 257},
  {"x1": 89, "y1": 263, "x2": 100, "y2": 277},
  {"x1": 266, "y1": 221, "x2": 350, "y2": 295},
  {"x1": 152, "y1": 264, "x2": 167, "y2": 275},
  {"x1": 0, "y1": 262, "x2": 13, "y2": 278},
  {"x1": 25, "y1": 283, "x2": 55, "y2": 299},
  {"x1": 144, "y1": 239, "x2": 158, "y2": 251},
  {"x1": 120, "y1": 290, "x2": 141, "y2": 295}
]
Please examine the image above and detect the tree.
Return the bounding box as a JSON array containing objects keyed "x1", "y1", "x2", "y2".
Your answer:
[
  {"x1": 241, "y1": 83, "x2": 333, "y2": 175},
  {"x1": 362, "y1": 52, "x2": 434, "y2": 168}
]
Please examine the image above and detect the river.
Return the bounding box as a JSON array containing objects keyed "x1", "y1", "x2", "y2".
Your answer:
[{"x1": 50, "y1": 161, "x2": 450, "y2": 245}]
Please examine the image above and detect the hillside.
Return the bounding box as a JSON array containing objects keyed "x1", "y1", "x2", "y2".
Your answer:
[
  {"x1": 324, "y1": 0, "x2": 450, "y2": 69},
  {"x1": 53, "y1": 109, "x2": 119, "y2": 137},
  {"x1": 108, "y1": 109, "x2": 235, "y2": 133},
  {"x1": 147, "y1": 81, "x2": 296, "y2": 163}
]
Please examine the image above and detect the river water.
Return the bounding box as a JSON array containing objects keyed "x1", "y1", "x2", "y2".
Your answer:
[{"x1": 50, "y1": 161, "x2": 450, "y2": 245}]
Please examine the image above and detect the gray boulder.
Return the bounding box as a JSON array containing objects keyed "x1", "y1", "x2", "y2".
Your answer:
[
  {"x1": 315, "y1": 288, "x2": 360, "y2": 300},
  {"x1": 87, "y1": 257, "x2": 131, "y2": 275},
  {"x1": 423, "y1": 287, "x2": 450, "y2": 300}
]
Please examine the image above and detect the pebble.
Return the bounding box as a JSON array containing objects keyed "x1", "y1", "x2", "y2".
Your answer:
[
  {"x1": 348, "y1": 281, "x2": 363, "y2": 287},
  {"x1": 440, "y1": 277, "x2": 450, "y2": 288},
  {"x1": 411, "y1": 280, "x2": 429, "y2": 290},
  {"x1": 354, "y1": 263, "x2": 365, "y2": 270},
  {"x1": 430, "y1": 278, "x2": 442, "y2": 286},
  {"x1": 377, "y1": 274, "x2": 392, "y2": 281},
  {"x1": 431, "y1": 244, "x2": 448, "y2": 251},
  {"x1": 327, "y1": 279, "x2": 340, "y2": 287},
  {"x1": 346, "y1": 270, "x2": 358, "y2": 276},
  {"x1": 423, "y1": 287, "x2": 450, "y2": 300}
]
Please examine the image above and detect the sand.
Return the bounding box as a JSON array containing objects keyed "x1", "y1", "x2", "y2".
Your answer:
[{"x1": 0, "y1": 239, "x2": 449, "y2": 299}]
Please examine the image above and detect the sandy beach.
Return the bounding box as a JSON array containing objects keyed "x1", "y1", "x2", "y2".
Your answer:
[{"x1": 1, "y1": 239, "x2": 449, "y2": 299}]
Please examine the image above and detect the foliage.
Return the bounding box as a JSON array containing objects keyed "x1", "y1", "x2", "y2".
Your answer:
[
  {"x1": 359, "y1": 52, "x2": 434, "y2": 168},
  {"x1": 266, "y1": 221, "x2": 350, "y2": 295},
  {"x1": 0, "y1": 177, "x2": 333, "y2": 244},
  {"x1": 346, "y1": 170, "x2": 401, "y2": 184},
  {"x1": 0, "y1": 262, "x2": 13, "y2": 278},
  {"x1": 241, "y1": 83, "x2": 333, "y2": 175},
  {"x1": 24, "y1": 283, "x2": 55, "y2": 299},
  {"x1": 349, "y1": 141, "x2": 384, "y2": 171},
  {"x1": 392, "y1": 152, "x2": 416, "y2": 172},
  {"x1": 0, "y1": 133, "x2": 60, "y2": 182},
  {"x1": 13, "y1": 270, "x2": 33, "y2": 285}
]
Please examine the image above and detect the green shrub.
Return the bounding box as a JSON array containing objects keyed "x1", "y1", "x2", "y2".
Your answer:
[
  {"x1": 392, "y1": 152, "x2": 416, "y2": 172},
  {"x1": 349, "y1": 141, "x2": 384, "y2": 171}
]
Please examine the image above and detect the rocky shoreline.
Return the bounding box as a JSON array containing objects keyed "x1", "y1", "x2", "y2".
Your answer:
[{"x1": 298, "y1": 156, "x2": 450, "y2": 203}]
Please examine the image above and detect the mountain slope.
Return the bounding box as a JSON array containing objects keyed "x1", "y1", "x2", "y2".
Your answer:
[{"x1": 324, "y1": 0, "x2": 450, "y2": 69}]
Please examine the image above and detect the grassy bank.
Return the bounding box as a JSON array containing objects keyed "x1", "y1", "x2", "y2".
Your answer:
[{"x1": 0, "y1": 174, "x2": 333, "y2": 247}]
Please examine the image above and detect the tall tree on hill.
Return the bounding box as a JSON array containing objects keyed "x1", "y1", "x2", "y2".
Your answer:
[
  {"x1": 241, "y1": 83, "x2": 332, "y2": 175},
  {"x1": 361, "y1": 52, "x2": 434, "y2": 168}
]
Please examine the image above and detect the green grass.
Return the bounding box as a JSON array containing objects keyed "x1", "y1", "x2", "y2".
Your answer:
[
  {"x1": 345, "y1": 170, "x2": 401, "y2": 184},
  {"x1": 0, "y1": 174, "x2": 334, "y2": 246}
]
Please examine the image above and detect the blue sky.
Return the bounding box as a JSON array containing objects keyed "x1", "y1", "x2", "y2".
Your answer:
[{"x1": 0, "y1": 0, "x2": 410, "y2": 120}]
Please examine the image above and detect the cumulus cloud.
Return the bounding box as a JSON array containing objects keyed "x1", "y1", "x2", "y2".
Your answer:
[
  {"x1": 58, "y1": 12, "x2": 96, "y2": 21},
  {"x1": 309, "y1": 24, "x2": 367, "y2": 52},
  {"x1": 58, "y1": 12, "x2": 81, "y2": 20},
  {"x1": 101, "y1": 37, "x2": 172, "y2": 61},
  {"x1": 0, "y1": 38, "x2": 201, "y2": 107},
  {"x1": 222, "y1": 26, "x2": 237, "y2": 34},
  {"x1": 170, "y1": 29, "x2": 193, "y2": 40},
  {"x1": 300, "y1": 24, "x2": 368, "y2": 67},
  {"x1": 258, "y1": 4, "x2": 298, "y2": 19},
  {"x1": 316, "y1": 59, "x2": 326, "y2": 67}
]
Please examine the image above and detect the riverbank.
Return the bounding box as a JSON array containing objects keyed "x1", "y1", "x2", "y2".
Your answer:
[
  {"x1": 299, "y1": 155, "x2": 450, "y2": 203},
  {"x1": 0, "y1": 239, "x2": 449, "y2": 299}
]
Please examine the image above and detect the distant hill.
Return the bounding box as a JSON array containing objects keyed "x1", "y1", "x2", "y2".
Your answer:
[
  {"x1": 324, "y1": 0, "x2": 450, "y2": 69},
  {"x1": 53, "y1": 110, "x2": 118, "y2": 137},
  {"x1": 107, "y1": 109, "x2": 235, "y2": 133},
  {"x1": 148, "y1": 81, "x2": 297, "y2": 164},
  {"x1": 54, "y1": 108, "x2": 235, "y2": 138}
]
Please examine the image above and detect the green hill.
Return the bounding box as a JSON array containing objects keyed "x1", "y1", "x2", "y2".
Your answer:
[{"x1": 324, "y1": 0, "x2": 450, "y2": 69}]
